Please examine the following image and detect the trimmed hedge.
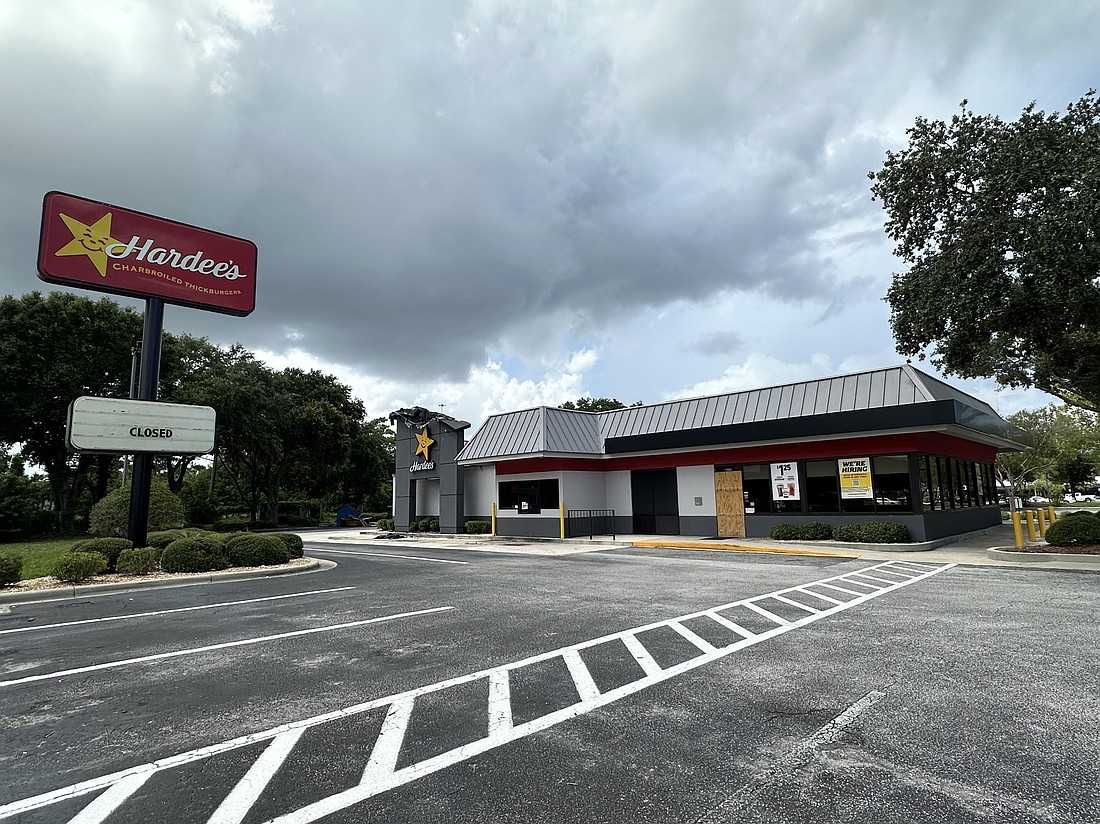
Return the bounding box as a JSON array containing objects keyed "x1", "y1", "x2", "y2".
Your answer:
[
  {"x1": 225, "y1": 534, "x2": 290, "y2": 567},
  {"x1": 465, "y1": 520, "x2": 492, "y2": 534},
  {"x1": 116, "y1": 547, "x2": 159, "y2": 575},
  {"x1": 53, "y1": 552, "x2": 107, "y2": 583},
  {"x1": 70, "y1": 537, "x2": 133, "y2": 572},
  {"x1": 161, "y1": 537, "x2": 230, "y2": 573},
  {"x1": 146, "y1": 530, "x2": 187, "y2": 550},
  {"x1": 376, "y1": 518, "x2": 395, "y2": 531},
  {"x1": 271, "y1": 533, "x2": 304, "y2": 559},
  {"x1": 768, "y1": 521, "x2": 910, "y2": 544},
  {"x1": 0, "y1": 554, "x2": 22, "y2": 587},
  {"x1": 1045, "y1": 514, "x2": 1100, "y2": 546}
]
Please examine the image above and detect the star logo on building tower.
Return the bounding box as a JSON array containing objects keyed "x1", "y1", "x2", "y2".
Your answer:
[
  {"x1": 54, "y1": 212, "x2": 121, "y2": 277},
  {"x1": 414, "y1": 427, "x2": 435, "y2": 460}
]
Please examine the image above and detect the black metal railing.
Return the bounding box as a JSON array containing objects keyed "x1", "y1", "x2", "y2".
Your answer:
[{"x1": 565, "y1": 509, "x2": 616, "y2": 540}]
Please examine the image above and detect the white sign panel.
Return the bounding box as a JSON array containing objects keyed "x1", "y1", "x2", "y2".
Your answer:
[
  {"x1": 67, "y1": 396, "x2": 216, "y2": 455},
  {"x1": 770, "y1": 462, "x2": 800, "y2": 501}
]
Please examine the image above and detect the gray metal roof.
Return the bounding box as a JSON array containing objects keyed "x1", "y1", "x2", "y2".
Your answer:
[{"x1": 455, "y1": 364, "x2": 1011, "y2": 463}]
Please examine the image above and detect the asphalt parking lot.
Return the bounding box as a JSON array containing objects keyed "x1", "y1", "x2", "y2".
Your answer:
[{"x1": 1, "y1": 538, "x2": 1097, "y2": 823}]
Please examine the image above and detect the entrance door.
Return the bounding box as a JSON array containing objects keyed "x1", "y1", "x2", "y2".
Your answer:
[
  {"x1": 714, "y1": 469, "x2": 745, "y2": 538},
  {"x1": 631, "y1": 468, "x2": 680, "y2": 535}
]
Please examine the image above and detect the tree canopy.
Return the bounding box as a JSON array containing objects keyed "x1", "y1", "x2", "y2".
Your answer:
[
  {"x1": 869, "y1": 91, "x2": 1100, "y2": 412},
  {"x1": 559, "y1": 397, "x2": 643, "y2": 413}
]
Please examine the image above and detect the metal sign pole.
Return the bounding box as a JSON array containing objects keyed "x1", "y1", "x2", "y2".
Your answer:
[{"x1": 127, "y1": 298, "x2": 164, "y2": 548}]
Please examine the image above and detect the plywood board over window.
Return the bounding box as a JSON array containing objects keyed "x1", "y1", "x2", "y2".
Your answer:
[{"x1": 714, "y1": 469, "x2": 745, "y2": 538}]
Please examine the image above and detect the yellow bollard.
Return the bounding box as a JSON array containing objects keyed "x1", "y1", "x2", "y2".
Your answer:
[
  {"x1": 1025, "y1": 510, "x2": 1037, "y2": 542},
  {"x1": 1011, "y1": 512, "x2": 1024, "y2": 548},
  {"x1": 559, "y1": 501, "x2": 565, "y2": 539},
  {"x1": 1048, "y1": 505, "x2": 1057, "y2": 525},
  {"x1": 491, "y1": 502, "x2": 497, "y2": 536},
  {"x1": 1037, "y1": 508, "x2": 1047, "y2": 538}
]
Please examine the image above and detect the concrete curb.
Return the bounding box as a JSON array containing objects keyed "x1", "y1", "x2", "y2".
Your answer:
[
  {"x1": 985, "y1": 547, "x2": 1100, "y2": 565},
  {"x1": 630, "y1": 540, "x2": 859, "y2": 559},
  {"x1": 0, "y1": 558, "x2": 329, "y2": 605}
]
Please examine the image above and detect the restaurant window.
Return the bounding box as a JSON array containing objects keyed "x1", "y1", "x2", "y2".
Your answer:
[
  {"x1": 872, "y1": 455, "x2": 912, "y2": 512},
  {"x1": 920, "y1": 456, "x2": 933, "y2": 512},
  {"x1": 806, "y1": 460, "x2": 840, "y2": 513},
  {"x1": 742, "y1": 463, "x2": 802, "y2": 514},
  {"x1": 498, "y1": 479, "x2": 559, "y2": 514}
]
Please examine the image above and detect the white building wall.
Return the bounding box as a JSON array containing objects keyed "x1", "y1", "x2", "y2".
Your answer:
[
  {"x1": 677, "y1": 465, "x2": 716, "y2": 516},
  {"x1": 605, "y1": 470, "x2": 633, "y2": 515},
  {"x1": 463, "y1": 465, "x2": 496, "y2": 517},
  {"x1": 562, "y1": 471, "x2": 607, "y2": 512}
]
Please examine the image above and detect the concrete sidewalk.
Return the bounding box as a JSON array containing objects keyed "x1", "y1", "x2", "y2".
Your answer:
[{"x1": 301, "y1": 525, "x2": 1100, "y2": 571}]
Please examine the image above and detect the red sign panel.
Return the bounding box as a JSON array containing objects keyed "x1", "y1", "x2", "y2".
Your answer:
[{"x1": 37, "y1": 191, "x2": 257, "y2": 316}]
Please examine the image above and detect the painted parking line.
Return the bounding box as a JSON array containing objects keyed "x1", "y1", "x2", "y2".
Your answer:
[
  {"x1": 307, "y1": 548, "x2": 469, "y2": 565},
  {"x1": 0, "y1": 605, "x2": 454, "y2": 688},
  {"x1": 0, "y1": 587, "x2": 357, "y2": 636},
  {"x1": 0, "y1": 560, "x2": 954, "y2": 823}
]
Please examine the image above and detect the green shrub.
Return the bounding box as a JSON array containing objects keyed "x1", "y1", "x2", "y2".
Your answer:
[
  {"x1": 0, "y1": 554, "x2": 22, "y2": 587},
  {"x1": 464, "y1": 520, "x2": 491, "y2": 534},
  {"x1": 799, "y1": 521, "x2": 833, "y2": 541},
  {"x1": 89, "y1": 482, "x2": 185, "y2": 537},
  {"x1": 377, "y1": 518, "x2": 395, "y2": 531},
  {"x1": 146, "y1": 530, "x2": 186, "y2": 550},
  {"x1": 225, "y1": 534, "x2": 290, "y2": 567},
  {"x1": 769, "y1": 523, "x2": 801, "y2": 540},
  {"x1": 52, "y1": 551, "x2": 107, "y2": 583},
  {"x1": 832, "y1": 524, "x2": 862, "y2": 542},
  {"x1": 428, "y1": 519, "x2": 440, "y2": 532},
  {"x1": 161, "y1": 537, "x2": 230, "y2": 573},
  {"x1": 857, "y1": 521, "x2": 910, "y2": 543},
  {"x1": 1045, "y1": 514, "x2": 1100, "y2": 546},
  {"x1": 407, "y1": 519, "x2": 419, "y2": 533},
  {"x1": 70, "y1": 537, "x2": 132, "y2": 572},
  {"x1": 271, "y1": 532, "x2": 304, "y2": 559},
  {"x1": 116, "y1": 547, "x2": 159, "y2": 575}
]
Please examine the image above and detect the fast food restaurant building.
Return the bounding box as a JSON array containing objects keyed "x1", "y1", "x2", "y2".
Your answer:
[{"x1": 391, "y1": 365, "x2": 1022, "y2": 542}]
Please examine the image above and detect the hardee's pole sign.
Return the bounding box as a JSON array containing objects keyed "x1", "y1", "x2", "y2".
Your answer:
[{"x1": 37, "y1": 191, "x2": 257, "y2": 316}]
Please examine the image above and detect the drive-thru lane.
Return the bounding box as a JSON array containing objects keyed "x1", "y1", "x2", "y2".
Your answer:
[{"x1": 1, "y1": 542, "x2": 1096, "y2": 823}]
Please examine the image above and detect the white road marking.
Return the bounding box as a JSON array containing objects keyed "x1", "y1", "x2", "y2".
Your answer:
[
  {"x1": 704, "y1": 610, "x2": 757, "y2": 638},
  {"x1": 487, "y1": 670, "x2": 513, "y2": 741},
  {"x1": 0, "y1": 561, "x2": 954, "y2": 823},
  {"x1": 67, "y1": 771, "x2": 151, "y2": 824},
  {"x1": 847, "y1": 572, "x2": 901, "y2": 586},
  {"x1": 814, "y1": 582, "x2": 865, "y2": 597},
  {"x1": 794, "y1": 587, "x2": 843, "y2": 606},
  {"x1": 742, "y1": 601, "x2": 792, "y2": 625},
  {"x1": 771, "y1": 594, "x2": 821, "y2": 614},
  {"x1": 307, "y1": 548, "x2": 469, "y2": 565},
  {"x1": 666, "y1": 621, "x2": 718, "y2": 654},
  {"x1": 0, "y1": 588, "x2": 357, "y2": 636},
  {"x1": 360, "y1": 698, "x2": 415, "y2": 786},
  {"x1": 696, "y1": 690, "x2": 886, "y2": 822},
  {"x1": 0, "y1": 606, "x2": 454, "y2": 688},
  {"x1": 562, "y1": 649, "x2": 601, "y2": 702},
  {"x1": 621, "y1": 632, "x2": 664, "y2": 677},
  {"x1": 207, "y1": 728, "x2": 305, "y2": 824}
]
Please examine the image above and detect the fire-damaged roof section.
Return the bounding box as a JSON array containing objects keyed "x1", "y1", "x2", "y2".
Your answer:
[
  {"x1": 389, "y1": 406, "x2": 470, "y2": 431},
  {"x1": 455, "y1": 364, "x2": 1026, "y2": 463}
]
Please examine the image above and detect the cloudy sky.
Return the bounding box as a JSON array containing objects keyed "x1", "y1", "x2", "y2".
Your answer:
[{"x1": 2, "y1": 0, "x2": 1096, "y2": 429}]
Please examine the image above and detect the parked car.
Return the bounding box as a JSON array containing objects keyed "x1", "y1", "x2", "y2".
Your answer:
[
  {"x1": 1028, "y1": 495, "x2": 1051, "y2": 504},
  {"x1": 1070, "y1": 493, "x2": 1098, "y2": 502}
]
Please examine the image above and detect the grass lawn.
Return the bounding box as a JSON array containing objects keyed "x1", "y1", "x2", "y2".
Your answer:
[{"x1": 0, "y1": 537, "x2": 82, "y2": 580}]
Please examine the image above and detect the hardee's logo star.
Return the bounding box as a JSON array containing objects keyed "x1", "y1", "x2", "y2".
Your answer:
[
  {"x1": 414, "y1": 427, "x2": 435, "y2": 460},
  {"x1": 54, "y1": 212, "x2": 121, "y2": 277}
]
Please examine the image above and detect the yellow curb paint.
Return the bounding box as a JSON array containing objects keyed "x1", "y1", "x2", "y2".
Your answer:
[{"x1": 630, "y1": 541, "x2": 858, "y2": 559}]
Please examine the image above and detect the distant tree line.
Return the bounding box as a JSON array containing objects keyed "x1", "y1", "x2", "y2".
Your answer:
[{"x1": 0, "y1": 291, "x2": 393, "y2": 536}]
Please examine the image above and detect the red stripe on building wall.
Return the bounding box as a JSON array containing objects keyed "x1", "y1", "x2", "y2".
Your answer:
[{"x1": 493, "y1": 432, "x2": 997, "y2": 476}]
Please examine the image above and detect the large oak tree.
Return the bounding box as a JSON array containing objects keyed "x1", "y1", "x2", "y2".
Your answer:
[{"x1": 870, "y1": 91, "x2": 1100, "y2": 412}]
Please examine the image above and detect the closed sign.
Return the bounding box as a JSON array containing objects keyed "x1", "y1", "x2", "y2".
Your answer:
[{"x1": 67, "y1": 397, "x2": 216, "y2": 455}]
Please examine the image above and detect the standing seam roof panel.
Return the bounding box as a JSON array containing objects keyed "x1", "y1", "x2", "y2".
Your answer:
[
  {"x1": 884, "y1": 369, "x2": 902, "y2": 406},
  {"x1": 777, "y1": 384, "x2": 794, "y2": 419},
  {"x1": 869, "y1": 370, "x2": 886, "y2": 409}
]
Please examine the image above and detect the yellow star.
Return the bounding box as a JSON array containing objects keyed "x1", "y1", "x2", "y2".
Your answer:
[
  {"x1": 55, "y1": 212, "x2": 121, "y2": 277},
  {"x1": 414, "y1": 428, "x2": 435, "y2": 460}
]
